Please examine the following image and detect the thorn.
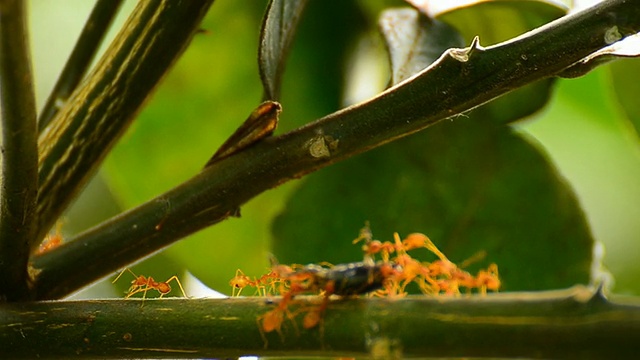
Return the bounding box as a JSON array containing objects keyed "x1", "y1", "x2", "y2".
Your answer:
[
  {"x1": 593, "y1": 281, "x2": 609, "y2": 302},
  {"x1": 449, "y1": 36, "x2": 482, "y2": 62}
]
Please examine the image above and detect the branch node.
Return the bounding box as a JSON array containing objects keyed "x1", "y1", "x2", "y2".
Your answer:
[
  {"x1": 307, "y1": 134, "x2": 338, "y2": 159},
  {"x1": 604, "y1": 25, "x2": 622, "y2": 44},
  {"x1": 590, "y1": 282, "x2": 610, "y2": 304}
]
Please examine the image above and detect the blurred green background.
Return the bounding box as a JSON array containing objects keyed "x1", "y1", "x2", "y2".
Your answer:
[{"x1": 29, "y1": 0, "x2": 640, "y2": 297}]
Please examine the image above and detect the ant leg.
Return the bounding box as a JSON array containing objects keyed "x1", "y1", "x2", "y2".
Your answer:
[
  {"x1": 112, "y1": 268, "x2": 133, "y2": 284},
  {"x1": 458, "y1": 250, "x2": 487, "y2": 269},
  {"x1": 113, "y1": 268, "x2": 149, "y2": 298},
  {"x1": 125, "y1": 277, "x2": 154, "y2": 307},
  {"x1": 256, "y1": 316, "x2": 269, "y2": 348},
  {"x1": 257, "y1": 306, "x2": 286, "y2": 348}
]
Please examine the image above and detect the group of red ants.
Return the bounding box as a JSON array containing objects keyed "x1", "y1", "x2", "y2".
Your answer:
[
  {"x1": 40, "y1": 223, "x2": 500, "y2": 342},
  {"x1": 229, "y1": 225, "x2": 501, "y2": 339}
]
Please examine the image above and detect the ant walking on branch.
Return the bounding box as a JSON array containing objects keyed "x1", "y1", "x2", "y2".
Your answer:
[
  {"x1": 36, "y1": 221, "x2": 65, "y2": 255},
  {"x1": 113, "y1": 268, "x2": 188, "y2": 302}
]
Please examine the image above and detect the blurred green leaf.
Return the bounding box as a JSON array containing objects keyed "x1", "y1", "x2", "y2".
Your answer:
[
  {"x1": 521, "y1": 66, "x2": 640, "y2": 295},
  {"x1": 379, "y1": 7, "x2": 464, "y2": 85},
  {"x1": 610, "y1": 58, "x2": 640, "y2": 137},
  {"x1": 259, "y1": 0, "x2": 309, "y2": 100},
  {"x1": 273, "y1": 119, "x2": 593, "y2": 291},
  {"x1": 433, "y1": 0, "x2": 568, "y2": 44},
  {"x1": 277, "y1": 0, "x2": 368, "y2": 132}
]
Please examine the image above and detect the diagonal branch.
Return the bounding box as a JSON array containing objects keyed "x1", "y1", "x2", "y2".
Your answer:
[
  {"x1": 34, "y1": 0, "x2": 215, "y2": 250},
  {"x1": 31, "y1": 0, "x2": 640, "y2": 300},
  {"x1": 0, "y1": 0, "x2": 38, "y2": 301},
  {"x1": 37, "y1": 0, "x2": 125, "y2": 132}
]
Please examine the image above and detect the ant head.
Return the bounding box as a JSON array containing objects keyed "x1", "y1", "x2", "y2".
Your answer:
[
  {"x1": 402, "y1": 233, "x2": 431, "y2": 251},
  {"x1": 380, "y1": 262, "x2": 403, "y2": 279}
]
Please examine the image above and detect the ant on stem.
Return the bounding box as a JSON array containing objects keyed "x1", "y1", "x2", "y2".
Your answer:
[
  {"x1": 237, "y1": 224, "x2": 502, "y2": 348},
  {"x1": 112, "y1": 268, "x2": 187, "y2": 302},
  {"x1": 229, "y1": 265, "x2": 291, "y2": 297},
  {"x1": 36, "y1": 221, "x2": 65, "y2": 255},
  {"x1": 229, "y1": 269, "x2": 263, "y2": 297},
  {"x1": 255, "y1": 260, "x2": 401, "y2": 347}
]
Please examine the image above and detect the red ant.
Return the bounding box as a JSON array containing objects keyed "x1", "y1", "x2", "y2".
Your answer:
[
  {"x1": 229, "y1": 269, "x2": 262, "y2": 297},
  {"x1": 256, "y1": 261, "x2": 401, "y2": 345},
  {"x1": 472, "y1": 263, "x2": 501, "y2": 293},
  {"x1": 352, "y1": 224, "x2": 398, "y2": 263},
  {"x1": 368, "y1": 232, "x2": 438, "y2": 296},
  {"x1": 113, "y1": 268, "x2": 187, "y2": 302},
  {"x1": 36, "y1": 221, "x2": 65, "y2": 255},
  {"x1": 401, "y1": 233, "x2": 501, "y2": 295},
  {"x1": 229, "y1": 265, "x2": 292, "y2": 297},
  {"x1": 357, "y1": 228, "x2": 501, "y2": 296},
  {"x1": 248, "y1": 224, "x2": 501, "y2": 347}
]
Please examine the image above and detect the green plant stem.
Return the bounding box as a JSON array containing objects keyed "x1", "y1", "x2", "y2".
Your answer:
[
  {"x1": 31, "y1": 0, "x2": 640, "y2": 300},
  {"x1": 0, "y1": 0, "x2": 38, "y2": 301},
  {"x1": 34, "y1": 0, "x2": 215, "y2": 250},
  {"x1": 37, "y1": 0, "x2": 124, "y2": 132},
  {"x1": 2, "y1": 287, "x2": 640, "y2": 359}
]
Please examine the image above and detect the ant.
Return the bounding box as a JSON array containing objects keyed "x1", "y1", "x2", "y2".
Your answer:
[
  {"x1": 229, "y1": 269, "x2": 262, "y2": 297},
  {"x1": 246, "y1": 224, "x2": 502, "y2": 347},
  {"x1": 112, "y1": 268, "x2": 187, "y2": 302},
  {"x1": 355, "y1": 227, "x2": 501, "y2": 297},
  {"x1": 471, "y1": 263, "x2": 501, "y2": 293},
  {"x1": 368, "y1": 232, "x2": 438, "y2": 296},
  {"x1": 256, "y1": 260, "x2": 402, "y2": 345},
  {"x1": 36, "y1": 221, "x2": 65, "y2": 255},
  {"x1": 352, "y1": 224, "x2": 397, "y2": 263},
  {"x1": 229, "y1": 266, "x2": 292, "y2": 297},
  {"x1": 399, "y1": 232, "x2": 501, "y2": 295}
]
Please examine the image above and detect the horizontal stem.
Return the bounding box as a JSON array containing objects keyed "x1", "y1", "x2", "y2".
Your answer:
[{"x1": 1, "y1": 287, "x2": 639, "y2": 358}]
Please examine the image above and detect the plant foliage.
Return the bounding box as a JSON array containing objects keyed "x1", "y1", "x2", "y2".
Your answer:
[{"x1": 1, "y1": 0, "x2": 640, "y2": 358}]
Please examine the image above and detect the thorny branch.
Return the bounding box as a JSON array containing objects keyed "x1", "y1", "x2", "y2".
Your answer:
[{"x1": 31, "y1": 0, "x2": 640, "y2": 300}]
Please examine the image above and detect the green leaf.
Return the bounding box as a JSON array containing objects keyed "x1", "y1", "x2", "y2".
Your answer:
[
  {"x1": 521, "y1": 67, "x2": 640, "y2": 295},
  {"x1": 277, "y1": 0, "x2": 368, "y2": 132},
  {"x1": 259, "y1": 0, "x2": 309, "y2": 100},
  {"x1": 272, "y1": 119, "x2": 593, "y2": 291},
  {"x1": 378, "y1": 8, "x2": 464, "y2": 85},
  {"x1": 432, "y1": 0, "x2": 568, "y2": 44},
  {"x1": 609, "y1": 58, "x2": 640, "y2": 137}
]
